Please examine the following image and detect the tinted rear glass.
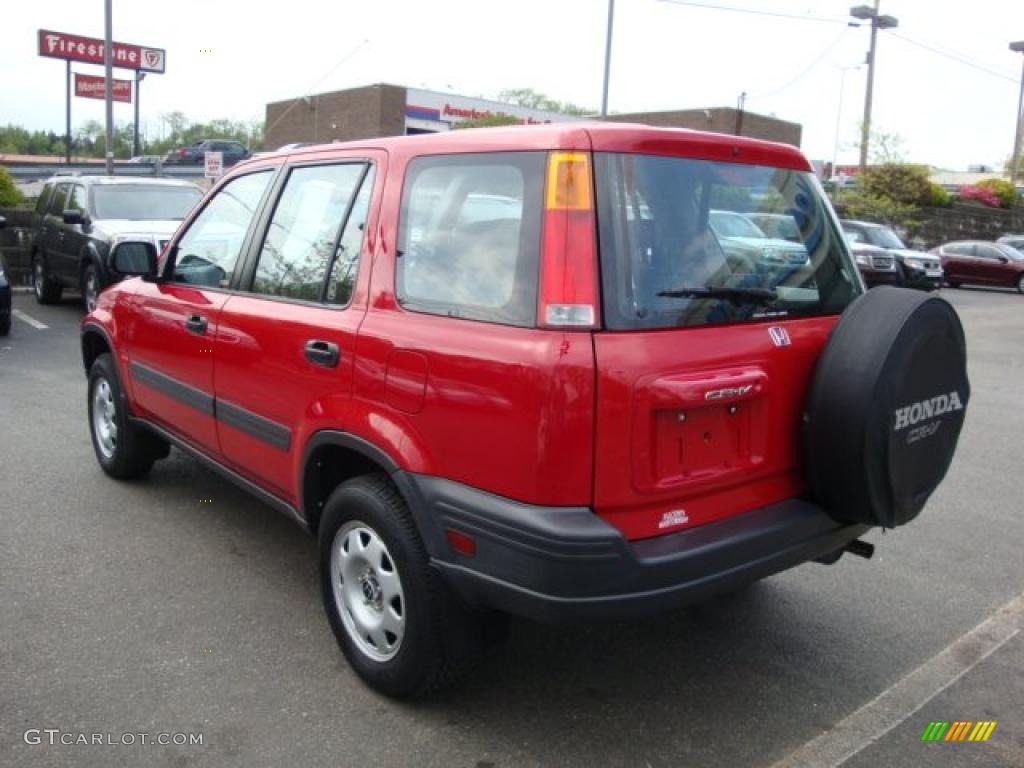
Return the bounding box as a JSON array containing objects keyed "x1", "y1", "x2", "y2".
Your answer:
[
  {"x1": 93, "y1": 185, "x2": 203, "y2": 220},
  {"x1": 595, "y1": 153, "x2": 860, "y2": 330}
]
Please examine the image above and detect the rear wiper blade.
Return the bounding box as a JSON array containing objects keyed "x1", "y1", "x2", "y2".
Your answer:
[{"x1": 656, "y1": 286, "x2": 778, "y2": 305}]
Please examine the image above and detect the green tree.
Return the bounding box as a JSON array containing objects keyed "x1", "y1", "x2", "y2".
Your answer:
[
  {"x1": 860, "y1": 164, "x2": 933, "y2": 207},
  {"x1": 453, "y1": 114, "x2": 524, "y2": 130},
  {"x1": 976, "y1": 178, "x2": 1017, "y2": 208},
  {"x1": 0, "y1": 166, "x2": 24, "y2": 207},
  {"x1": 497, "y1": 87, "x2": 593, "y2": 116}
]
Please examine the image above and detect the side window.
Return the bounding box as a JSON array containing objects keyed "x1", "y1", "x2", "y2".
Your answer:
[
  {"x1": 67, "y1": 186, "x2": 87, "y2": 213},
  {"x1": 34, "y1": 184, "x2": 54, "y2": 215},
  {"x1": 976, "y1": 246, "x2": 999, "y2": 260},
  {"x1": 327, "y1": 166, "x2": 375, "y2": 305},
  {"x1": 48, "y1": 184, "x2": 70, "y2": 216},
  {"x1": 250, "y1": 163, "x2": 367, "y2": 301},
  {"x1": 396, "y1": 152, "x2": 544, "y2": 327},
  {"x1": 945, "y1": 244, "x2": 969, "y2": 256},
  {"x1": 172, "y1": 170, "x2": 273, "y2": 288}
]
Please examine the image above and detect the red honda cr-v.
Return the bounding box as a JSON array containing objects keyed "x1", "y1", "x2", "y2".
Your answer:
[{"x1": 82, "y1": 124, "x2": 970, "y2": 697}]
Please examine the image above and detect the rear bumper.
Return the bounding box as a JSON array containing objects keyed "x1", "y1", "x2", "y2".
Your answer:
[{"x1": 401, "y1": 474, "x2": 871, "y2": 622}]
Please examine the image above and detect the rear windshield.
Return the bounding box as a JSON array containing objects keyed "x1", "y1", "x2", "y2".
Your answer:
[
  {"x1": 92, "y1": 185, "x2": 203, "y2": 221},
  {"x1": 595, "y1": 153, "x2": 860, "y2": 330}
]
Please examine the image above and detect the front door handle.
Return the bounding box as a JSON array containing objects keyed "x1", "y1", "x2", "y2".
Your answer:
[
  {"x1": 304, "y1": 339, "x2": 340, "y2": 368},
  {"x1": 185, "y1": 314, "x2": 208, "y2": 335}
]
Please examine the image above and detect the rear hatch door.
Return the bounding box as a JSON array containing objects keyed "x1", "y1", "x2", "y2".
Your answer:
[{"x1": 590, "y1": 146, "x2": 860, "y2": 540}]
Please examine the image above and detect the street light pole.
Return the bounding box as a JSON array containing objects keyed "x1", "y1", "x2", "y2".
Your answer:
[
  {"x1": 1010, "y1": 41, "x2": 1024, "y2": 189},
  {"x1": 600, "y1": 0, "x2": 615, "y2": 117},
  {"x1": 103, "y1": 0, "x2": 114, "y2": 175},
  {"x1": 851, "y1": 2, "x2": 898, "y2": 175}
]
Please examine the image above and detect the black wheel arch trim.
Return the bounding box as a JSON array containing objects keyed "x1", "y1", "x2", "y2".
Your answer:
[
  {"x1": 299, "y1": 430, "x2": 445, "y2": 554},
  {"x1": 80, "y1": 321, "x2": 116, "y2": 375}
]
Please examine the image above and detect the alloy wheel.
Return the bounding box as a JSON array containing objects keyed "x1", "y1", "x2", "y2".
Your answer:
[
  {"x1": 91, "y1": 377, "x2": 118, "y2": 459},
  {"x1": 330, "y1": 521, "x2": 406, "y2": 662}
]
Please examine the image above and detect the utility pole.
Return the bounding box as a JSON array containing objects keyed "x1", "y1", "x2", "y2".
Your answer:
[
  {"x1": 103, "y1": 0, "x2": 114, "y2": 175},
  {"x1": 850, "y1": 3, "x2": 898, "y2": 175},
  {"x1": 734, "y1": 92, "x2": 746, "y2": 136},
  {"x1": 1010, "y1": 41, "x2": 1024, "y2": 189},
  {"x1": 65, "y1": 61, "x2": 72, "y2": 164},
  {"x1": 133, "y1": 71, "x2": 145, "y2": 158},
  {"x1": 600, "y1": 0, "x2": 615, "y2": 117}
]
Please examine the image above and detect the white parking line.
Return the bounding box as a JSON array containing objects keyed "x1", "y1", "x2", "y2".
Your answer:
[
  {"x1": 12, "y1": 309, "x2": 49, "y2": 330},
  {"x1": 770, "y1": 591, "x2": 1024, "y2": 768}
]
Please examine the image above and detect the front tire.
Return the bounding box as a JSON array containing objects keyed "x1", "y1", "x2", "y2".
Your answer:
[
  {"x1": 82, "y1": 262, "x2": 100, "y2": 313},
  {"x1": 88, "y1": 353, "x2": 168, "y2": 479},
  {"x1": 32, "y1": 253, "x2": 63, "y2": 304},
  {"x1": 1017, "y1": 275, "x2": 1024, "y2": 295},
  {"x1": 319, "y1": 474, "x2": 488, "y2": 698},
  {"x1": 0, "y1": 313, "x2": 9, "y2": 336}
]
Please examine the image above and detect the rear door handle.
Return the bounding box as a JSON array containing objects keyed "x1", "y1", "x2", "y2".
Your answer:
[
  {"x1": 304, "y1": 339, "x2": 340, "y2": 368},
  {"x1": 185, "y1": 314, "x2": 208, "y2": 335}
]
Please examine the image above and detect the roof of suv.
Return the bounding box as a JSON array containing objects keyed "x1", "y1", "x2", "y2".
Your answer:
[
  {"x1": 243, "y1": 122, "x2": 812, "y2": 172},
  {"x1": 43, "y1": 175, "x2": 200, "y2": 188}
]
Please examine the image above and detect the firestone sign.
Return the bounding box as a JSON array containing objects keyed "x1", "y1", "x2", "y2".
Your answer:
[{"x1": 38, "y1": 29, "x2": 166, "y2": 73}]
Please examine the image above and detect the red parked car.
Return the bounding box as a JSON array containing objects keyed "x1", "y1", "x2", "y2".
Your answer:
[
  {"x1": 932, "y1": 240, "x2": 1024, "y2": 293},
  {"x1": 81, "y1": 124, "x2": 970, "y2": 697}
]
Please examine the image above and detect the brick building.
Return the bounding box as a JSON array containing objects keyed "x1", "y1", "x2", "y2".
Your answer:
[{"x1": 264, "y1": 83, "x2": 802, "y2": 149}]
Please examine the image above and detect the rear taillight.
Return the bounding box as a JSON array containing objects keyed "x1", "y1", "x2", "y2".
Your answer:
[{"x1": 538, "y1": 151, "x2": 599, "y2": 329}]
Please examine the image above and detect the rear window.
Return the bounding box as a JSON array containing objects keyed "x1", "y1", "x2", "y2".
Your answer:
[
  {"x1": 92, "y1": 185, "x2": 203, "y2": 221},
  {"x1": 396, "y1": 152, "x2": 545, "y2": 327},
  {"x1": 595, "y1": 153, "x2": 860, "y2": 330}
]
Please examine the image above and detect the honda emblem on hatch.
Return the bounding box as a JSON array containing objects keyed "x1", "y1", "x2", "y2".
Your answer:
[{"x1": 769, "y1": 327, "x2": 791, "y2": 347}]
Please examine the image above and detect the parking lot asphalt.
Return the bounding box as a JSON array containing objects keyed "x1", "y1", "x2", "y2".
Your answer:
[{"x1": 1, "y1": 286, "x2": 1022, "y2": 768}]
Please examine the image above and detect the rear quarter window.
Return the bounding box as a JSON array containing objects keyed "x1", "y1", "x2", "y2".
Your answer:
[{"x1": 396, "y1": 152, "x2": 545, "y2": 327}]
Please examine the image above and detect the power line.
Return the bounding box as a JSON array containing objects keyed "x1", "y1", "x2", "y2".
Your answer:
[
  {"x1": 264, "y1": 39, "x2": 370, "y2": 139},
  {"x1": 747, "y1": 28, "x2": 851, "y2": 100},
  {"x1": 889, "y1": 33, "x2": 1018, "y2": 84},
  {"x1": 658, "y1": 1, "x2": 1019, "y2": 85},
  {"x1": 657, "y1": 0, "x2": 848, "y2": 25}
]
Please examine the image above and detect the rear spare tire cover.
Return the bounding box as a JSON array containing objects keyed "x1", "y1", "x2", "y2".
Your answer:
[{"x1": 805, "y1": 286, "x2": 969, "y2": 528}]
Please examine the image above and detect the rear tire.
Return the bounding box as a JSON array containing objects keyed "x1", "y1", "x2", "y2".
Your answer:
[
  {"x1": 1016, "y1": 275, "x2": 1024, "y2": 295},
  {"x1": 319, "y1": 474, "x2": 490, "y2": 698},
  {"x1": 88, "y1": 353, "x2": 168, "y2": 479},
  {"x1": 32, "y1": 253, "x2": 62, "y2": 304},
  {"x1": 946, "y1": 280, "x2": 960, "y2": 289},
  {"x1": 0, "y1": 313, "x2": 9, "y2": 336}
]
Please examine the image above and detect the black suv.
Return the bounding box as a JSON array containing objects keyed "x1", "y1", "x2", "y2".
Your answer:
[
  {"x1": 840, "y1": 219, "x2": 943, "y2": 291},
  {"x1": 164, "y1": 139, "x2": 252, "y2": 166},
  {"x1": 30, "y1": 176, "x2": 202, "y2": 310}
]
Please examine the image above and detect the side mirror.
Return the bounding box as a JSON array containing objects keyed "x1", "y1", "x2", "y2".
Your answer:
[
  {"x1": 998, "y1": 256, "x2": 1009, "y2": 264},
  {"x1": 110, "y1": 241, "x2": 158, "y2": 278},
  {"x1": 63, "y1": 209, "x2": 87, "y2": 226}
]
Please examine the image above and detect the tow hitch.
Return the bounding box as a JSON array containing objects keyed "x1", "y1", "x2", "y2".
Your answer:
[{"x1": 815, "y1": 538, "x2": 875, "y2": 565}]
